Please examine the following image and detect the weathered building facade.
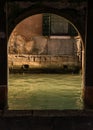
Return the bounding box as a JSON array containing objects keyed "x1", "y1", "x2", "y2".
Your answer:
[{"x1": 8, "y1": 13, "x2": 81, "y2": 73}]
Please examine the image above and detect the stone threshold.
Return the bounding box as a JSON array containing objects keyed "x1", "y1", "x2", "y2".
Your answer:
[{"x1": 0, "y1": 110, "x2": 93, "y2": 117}]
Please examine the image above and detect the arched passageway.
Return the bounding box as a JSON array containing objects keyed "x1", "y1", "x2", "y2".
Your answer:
[
  {"x1": 8, "y1": 13, "x2": 83, "y2": 110},
  {"x1": 0, "y1": 1, "x2": 89, "y2": 110}
]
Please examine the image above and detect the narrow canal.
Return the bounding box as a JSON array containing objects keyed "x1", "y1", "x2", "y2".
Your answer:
[{"x1": 8, "y1": 74, "x2": 83, "y2": 110}]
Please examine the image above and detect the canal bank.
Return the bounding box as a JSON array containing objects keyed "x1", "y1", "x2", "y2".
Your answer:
[{"x1": 8, "y1": 54, "x2": 81, "y2": 74}]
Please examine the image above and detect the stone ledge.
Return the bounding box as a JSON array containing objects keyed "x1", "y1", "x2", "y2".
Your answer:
[{"x1": 0, "y1": 110, "x2": 93, "y2": 117}]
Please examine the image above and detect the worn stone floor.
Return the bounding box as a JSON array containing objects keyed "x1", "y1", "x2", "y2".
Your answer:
[{"x1": 0, "y1": 110, "x2": 93, "y2": 130}]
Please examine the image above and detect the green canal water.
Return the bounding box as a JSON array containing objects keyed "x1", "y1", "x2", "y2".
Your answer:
[{"x1": 8, "y1": 74, "x2": 83, "y2": 110}]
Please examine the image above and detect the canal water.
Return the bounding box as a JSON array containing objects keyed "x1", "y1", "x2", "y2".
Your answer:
[{"x1": 8, "y1": 74, "x2": 83, "y2": 110}]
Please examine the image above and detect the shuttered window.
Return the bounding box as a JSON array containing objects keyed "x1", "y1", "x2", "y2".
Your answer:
[{"x1": 43, "y1": 13, "x2": 78, "y2": 36}]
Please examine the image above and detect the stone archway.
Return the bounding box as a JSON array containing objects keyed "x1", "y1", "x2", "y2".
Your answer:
[
  {"x1": 0, "y1": 1, "x2": 88, "y2": 110},
  {"x1": 8, "y1": 14, "x2": 84, "y2": 110}
]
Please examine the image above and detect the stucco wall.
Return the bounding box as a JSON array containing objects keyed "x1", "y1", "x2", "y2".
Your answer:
[
  {"x1": 9, "y1": 35, "x2": 79, "y2": 56},
  {"x1": 8, "y1": 36, "x2": 81, "y2": 73}
]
